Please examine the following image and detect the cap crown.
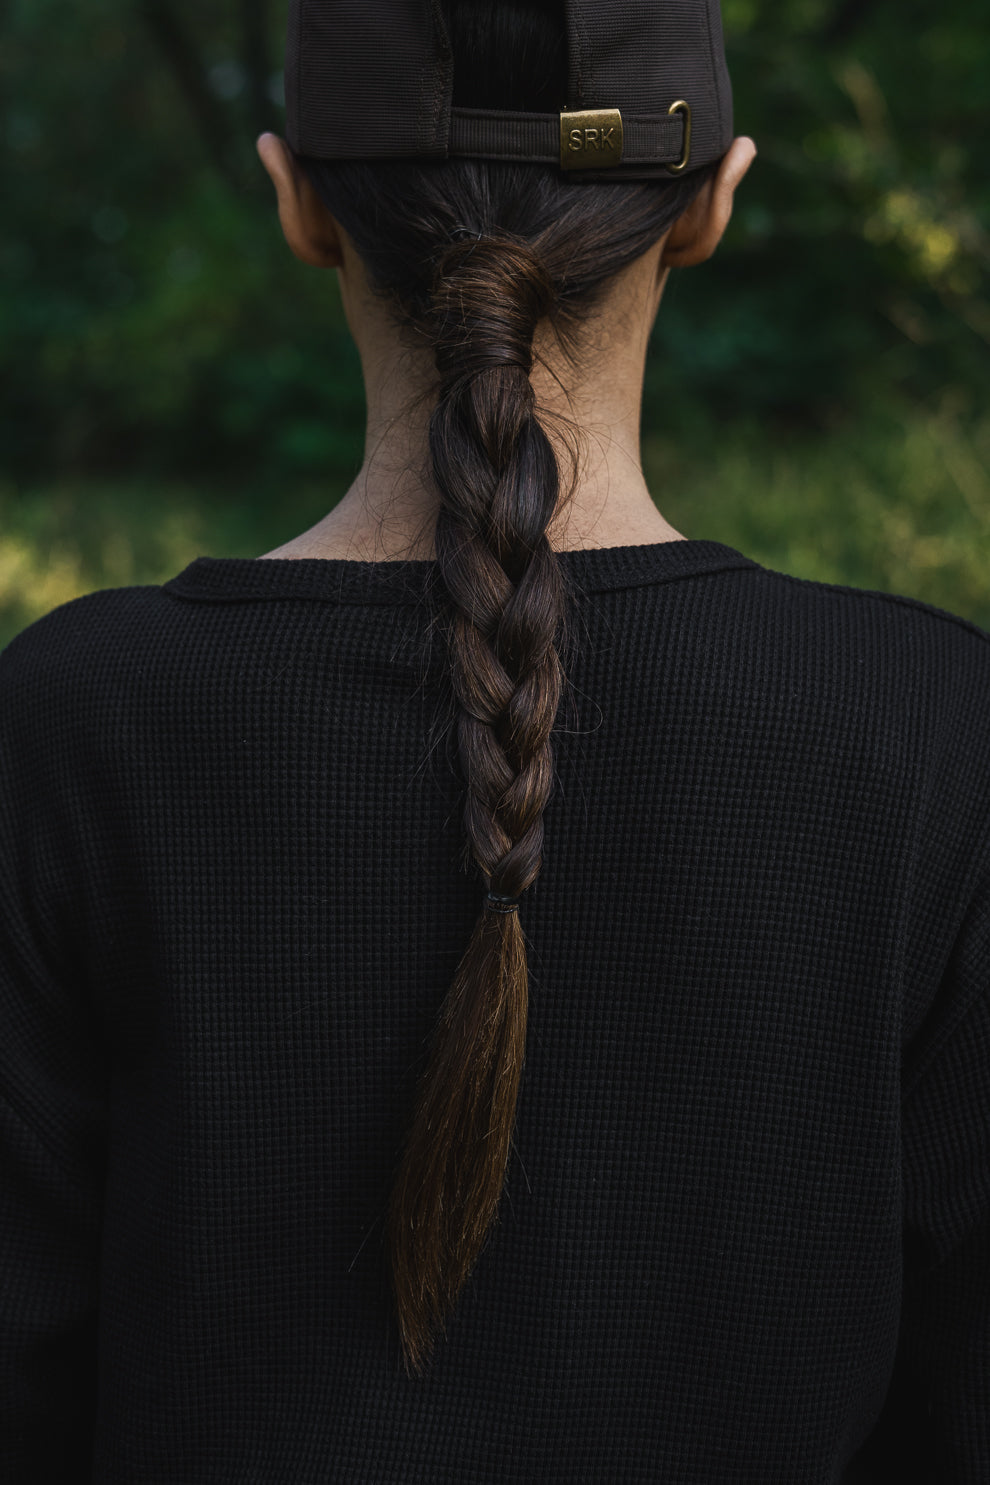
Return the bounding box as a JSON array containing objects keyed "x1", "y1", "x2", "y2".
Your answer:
[{"x1": 286, "y1": 0, "x2": 733, "y2": 176}]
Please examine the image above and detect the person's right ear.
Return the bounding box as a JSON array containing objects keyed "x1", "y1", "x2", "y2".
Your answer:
[
  {"x1": 256, "y1": 133, "x2": 344, "y2": 269},
  {"x1": 660, "y1": 136, "x2": 757, "y2": 269}
]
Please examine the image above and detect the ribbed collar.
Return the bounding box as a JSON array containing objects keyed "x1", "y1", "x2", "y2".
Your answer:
[{"x1": 163, "y1": 541, "x2": 759, "y2": 607}]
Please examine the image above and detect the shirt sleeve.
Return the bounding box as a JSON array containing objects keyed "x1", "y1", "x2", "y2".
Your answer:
[
  {"x1": 0, "y1": 637, "x2": 110, "y2": 1483},
  {"x1": 855, "y1": 868, "x2": 990, "y2": 1482}
]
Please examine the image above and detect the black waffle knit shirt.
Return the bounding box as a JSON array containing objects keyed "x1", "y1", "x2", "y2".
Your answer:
[{"x1": 1, "y1": 538, "x2": 988, "y2": 1484}]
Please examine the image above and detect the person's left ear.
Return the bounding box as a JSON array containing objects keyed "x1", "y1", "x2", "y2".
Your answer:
[
  {"x1": 660, "y1": 135, "x2": 757, "y2": 270},
  {"x1": 256, "y1": 132, "x2": 344, "y2": 268}
]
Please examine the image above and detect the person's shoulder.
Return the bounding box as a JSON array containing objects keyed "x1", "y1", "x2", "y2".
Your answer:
[
  {"x1": 748, "y1": 561, "x2": 990, "y2": 659},
  {"x1": 1, "y1": 583, "x2": 166, "y2": 684},
  {"x1": 0, "y1": 585, "x2": 178, "y2": 749},
  {"x1": 745, "y1": 566, "x2": 990, "y2": 784}
]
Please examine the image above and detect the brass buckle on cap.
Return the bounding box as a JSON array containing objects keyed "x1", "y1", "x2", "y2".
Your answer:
[
  {"x1": 666, "y1": 99, "x2": 692, "y2": 173},
  {"x1": 559, "y1": 108, "x2": 623, "y2": 171}
]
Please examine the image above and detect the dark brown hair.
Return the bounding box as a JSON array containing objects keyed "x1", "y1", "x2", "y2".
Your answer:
[{"x1": 300, "y1": 0, "x2": 717, "y2": 1375}]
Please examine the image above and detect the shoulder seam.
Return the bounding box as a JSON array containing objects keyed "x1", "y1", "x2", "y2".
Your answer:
[
  {"x1": 1, "y1": 585, "x2": 163, "y2": 662},
  {"x1": 759, "y1": 567, "x2": 990, "y2": 645}
]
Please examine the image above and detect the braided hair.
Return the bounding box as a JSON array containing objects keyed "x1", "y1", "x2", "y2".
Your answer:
[{"x1": 300, "y1": 0, "x2": 717, "y2": 1374}]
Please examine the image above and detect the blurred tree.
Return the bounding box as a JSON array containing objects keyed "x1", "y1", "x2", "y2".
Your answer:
[
  {"x1": 652, "y1": 0, "x2": 989, "y2": 427},
  {"x1": 1, "y1": 0, "x2": 987, "y2": 491},
  {"x1": 137, "y1": 0, "x2": 242, "y2": 187},
  {"x1": 2, "y1": 0, "x2": 364, "y2": 492}
]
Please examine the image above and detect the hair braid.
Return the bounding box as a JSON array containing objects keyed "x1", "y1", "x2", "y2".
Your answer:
[
  {"x1": 432, "y1": 235, "x2": 568, "y2": 891},
  {"x1": 386, "y1": 232, "x2": 572, "y2": 1373}
]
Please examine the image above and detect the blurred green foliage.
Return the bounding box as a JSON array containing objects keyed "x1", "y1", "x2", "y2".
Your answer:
[{"x1": 1, "y1": 0, "x2": 988, "y2": 646}]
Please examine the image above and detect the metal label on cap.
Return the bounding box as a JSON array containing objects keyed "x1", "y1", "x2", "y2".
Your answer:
[{"x1": 559, "y1": 109, "x2": 623, "y2": 170}]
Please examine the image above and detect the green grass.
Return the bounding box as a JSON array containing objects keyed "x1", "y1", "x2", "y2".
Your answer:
[
  {"x1": 0, "y1": 475, "x2": 341, "y2": 651},
  {"x1": 644, "y1": 399, "x2": 990, "y2": 630},
  {"x1": 2, "y1": 401, "x2": 988, "y2": 652}
]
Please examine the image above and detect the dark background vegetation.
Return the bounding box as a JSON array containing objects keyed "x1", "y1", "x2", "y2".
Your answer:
[{"x1": 2, "y1": 0, "x2": 988, "y2": 643}]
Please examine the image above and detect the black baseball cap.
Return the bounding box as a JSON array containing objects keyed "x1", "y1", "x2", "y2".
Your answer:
[{"x1": 284, "y1": 1, "x2": 733, "y2": 181}]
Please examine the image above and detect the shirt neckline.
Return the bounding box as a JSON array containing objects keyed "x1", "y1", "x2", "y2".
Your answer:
[{"x1": 162, "y1": 540, "x2": 759, "y2": 607}]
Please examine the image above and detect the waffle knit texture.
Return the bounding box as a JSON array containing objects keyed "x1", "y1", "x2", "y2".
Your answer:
[{"x1": 1, "y1": 538, "x2": 988, "y2": 1483}]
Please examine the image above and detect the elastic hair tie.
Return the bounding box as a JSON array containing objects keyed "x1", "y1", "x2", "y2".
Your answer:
[{"x1": 484, "y1": 890, "x2": 520, "y2": 914}]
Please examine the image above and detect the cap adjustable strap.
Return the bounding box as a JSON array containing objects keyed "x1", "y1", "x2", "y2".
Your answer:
[
  {"x1": 447, "y1": 105, "x2": 691, "y2": 173},
  {"x1": 285, "y1": 0, "x2": 731, "y2": 176}
]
